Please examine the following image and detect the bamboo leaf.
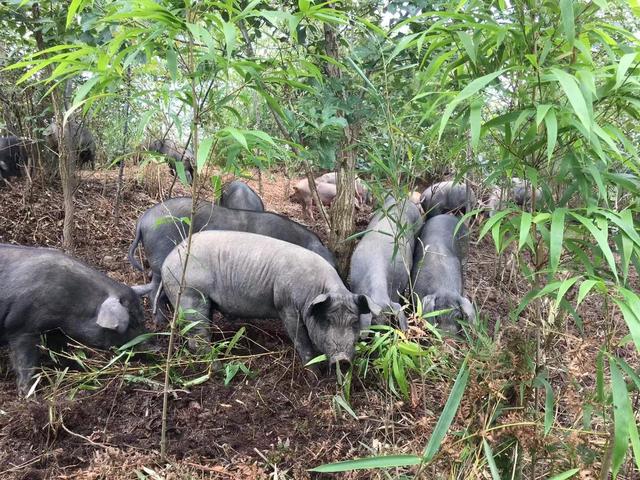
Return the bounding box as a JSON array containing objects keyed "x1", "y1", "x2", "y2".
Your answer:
[
  {"x1": 549, "y1": 469, "x2": 580, "y2": 480},
  {"x1": 609, "y1": 358, "x2": 631, "y2": 477},
  {"x1": 470, "y1": 99, "x2": 482, "y2": 151},
  {"x1": 518, "y1": 211, "x2": 532, "y2": 251},
  {"x1": 577, "y1": 279, "x2": 599, "y2": 305},
  {"x1": 544, "y1": 108, "x2": 557, "y2": 161},
  {"x1": 615, "y1": 53, "x2": 637, "y2": 89},
  {"x1": 560, "y1": 0, "x2": 575, "y2": 45},
  {"x1": 551, "y1": 69, "x2": 591, "y2": 133},
  {"x1": 534, "y1": 372, "x2": 555, "y2": 435},
  {"x1": 536, "y1": 104, "x2": 552, "y2": 126},
  {"x1": 66, "y1": 0, "x2": 85, "y2": 28},
  {"x1": 569, "y1": 213, "x2": 617, "y2": 280},
  {"x1": 439, "y1": 69, "x2": 506, "y2": 140},
  {"x1": 423, "y1": 359, "x2": 469, "y2": 462},
  {"x1": 612, "y1": 357, "x2": 640, "y2": 473},
  {"x1": 223, "y1": 21, "x2": 236, "y2": 57},
  {"x1": 549, "y1": 208, "x2": 566, "y2": 273},
  {"x1": 310, "y1": 455, "x2": 421, "y2": 472},
  {"x1": 222, "y1": 127, "x2": 248, "y2": 150},
  {"x1": 457, "y1": 31, "x2": 476, "y2": 64},
  {"x1": 196, "y1": 137, "x2": 213, "y2": 172},
  {"x1": 483, "y1": 439, "x2": 501, "y2": 479}
]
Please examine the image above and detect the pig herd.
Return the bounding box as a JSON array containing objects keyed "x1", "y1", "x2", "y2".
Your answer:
[
  {"x1": 0, "y1": 129, "x2": 196, "y2": 183},
  {"x1": 0, "y1": 177, "x2": 536, "y2": 395}
]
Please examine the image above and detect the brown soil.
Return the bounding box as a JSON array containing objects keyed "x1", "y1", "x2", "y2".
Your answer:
[{"x1": 0, "y1": 166, "x2": 635, "y2": 479}]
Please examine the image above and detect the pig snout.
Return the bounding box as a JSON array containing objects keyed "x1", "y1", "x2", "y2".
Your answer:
[{"x1": 329, "y1": 352, "x2": 352, "y2": 366}]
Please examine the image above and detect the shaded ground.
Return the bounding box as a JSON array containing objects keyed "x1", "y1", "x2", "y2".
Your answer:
[{"x1": 0, "y1": 165, "x2": 636, "y2": 479}]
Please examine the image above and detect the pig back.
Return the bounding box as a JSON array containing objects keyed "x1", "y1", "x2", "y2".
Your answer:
[
  {"x1": 351, "y1": 199, "x2": 422, "y2": 302},
  {"x1": 162, "y1": 231, "x2": 343, "y2": 315},
  {"x1": 411, "y1": 215, "x2": 467, "y2": 296},
  {"x1": 0, "y1": 245, "x2": 143, "y2": 335}
]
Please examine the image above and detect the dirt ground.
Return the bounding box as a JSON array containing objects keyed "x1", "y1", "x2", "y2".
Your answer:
[{"x1": 0, "y1": 165, "x2": 636, "y2": 479}]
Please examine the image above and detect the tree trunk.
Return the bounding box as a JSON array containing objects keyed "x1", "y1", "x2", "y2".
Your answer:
[
  {"x1": 323, "y1": 22, "x2": 357, "y2": 278},
  {"x1": 32, "y1": 3, "x2": 75, "y2": 249},
  {"x1": 114, "y1": 69, "x2": 131, "y2": 218}
]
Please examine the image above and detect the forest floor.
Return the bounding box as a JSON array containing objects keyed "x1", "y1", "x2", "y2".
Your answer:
[{"x1": 0, "y1": 164, "x2": 636, "y2": 479}]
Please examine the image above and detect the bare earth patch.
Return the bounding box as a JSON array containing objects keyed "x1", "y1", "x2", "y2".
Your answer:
[{"x1": 0, "y1": 166, "x2": 636, "y2": 478}]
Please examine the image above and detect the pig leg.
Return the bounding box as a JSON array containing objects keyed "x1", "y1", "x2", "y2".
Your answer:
[
  {"x1": 280, "y1": 308, "x2": 319, "y2": 367},
  {"x1": 9, "y1": 334, "x2": 40, "y2": 395},
  {"x1": 179, "y1": 290, "x2": 212, "y2": 352},
  {"x1": 304, "y1": 198, "x2": 314, "y2": 220}
]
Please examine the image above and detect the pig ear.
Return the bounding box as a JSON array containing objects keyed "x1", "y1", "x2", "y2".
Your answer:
[
  {"x1": 458, "y1": 296, "x2": 476, "y2": 324},
  {"x1": 359, "y1": 313, "x2": 372, "y2": 329},
  {"x1": 306, "y1": 293, "x2": 331, "y2": 318},
  {"x1": 355, "y1": 295, "x2": 381, "y2": 316},
  {"x1": 96, "y1": 297, "x2": 130, "y2": 333},
  {"x1": 421, "y1": 294, "x2": 436, "y2": 312}
]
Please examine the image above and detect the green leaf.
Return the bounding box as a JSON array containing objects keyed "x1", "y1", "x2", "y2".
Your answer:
[
  {"x1": 596, "y1": 349, "x2": 605, "y2": 402},
  {"x1": 222, "y1": 21, "x2": 236, "y2": 57},
  {"x1": 174, "y1": 159, "x2": 188, "y2": 185},
  {"x1": 197, "y1": 138, "x2": 213, "y2": 172},
  {"x1": 536, "y1": 104, "x2": 552, "y2": 126},
  {"x1": 549, "y1": 208, "x2": 566, "y2": 273},
  {"x1": 569, "y1": 213, "x2": 617, "y2": 280},
  {"x1": 333, "y1": 394, "x2": 358, "y2": 420},
  {"x1": 423, "y1": 359, "x2": 469, "y2": 462},
  {"x1": 298, "y1": 0, "x2": 310, "y2": 12},
  {"x1": 577, "y1": 279, "x2": 599, "y2": 305},
  {"x1": 610, "y1": 358, "x2": 631, "y2": 477},
  {"x1": 305, "y1": 354, "x2": 328, "y2": 367},
  {"x1": 457, "y1": 31, "x2": 476, "y2": 64},
  {"x1": 183, "y1": 373, "x2": 211, "y2": 387},
  {"x1": 631, "y1": 0, "x2": 640, "y2": 16},
  {"x1": 614, "y1": 288, "x2": 640, "y2": 352},
  {"x1": 613, "y1": 357, "x2": 640, "y2": 473},
  {"x1": 310, "y1": 455, "x2": 421, "y2": 473},
  {"x1": 167, "y1": 49, "x2": 177, "y2": 81},
  {"x1": 560, "y1": 0, "x2": 575, "y2": 45},
  {"x1": 66, "y1": 0, "x2": 85, "y2": 29},
  {"x1": 518, "y1": 211, "x2": 532, "y2": 251},
  {"x1": 551, "y1": 69, "x2": 591, "y2": 133},
  {"x1": 470, "y1": 99, "x2": 482, "y2": 151},
  {"x1": 545, "y1": 108, "x2": 557, "y2": 161},
  {"x1": 73, "y1": 76, "x2": 101, "y2": 106},
  {"x1": 534, "y1": 371, "x2": 555, "y2": 435},
  {"x1": 482, "y1": 439, "x2": 502, "y2": 480},
  {"x1": 555, "y1": 276, "x2": 579, "y2": 311},
  {"x1": 548, "y1": 469, "x2": 580, "y2": 480},
  {"x1": 223, "y1": 127, "x2": 248, "y2": 150},
  {"x1": 388, "y1": 32, "x2": 421, "y2": 62},
  {"x1": 479, "y1": 208, "x2": 511, "y2": 242},
  {"x1": 615, "y1": 53, "x2": 637, "y2": 89},
  {"x1": 439, "y1": 69, "x2": 506, "y2": 140}
]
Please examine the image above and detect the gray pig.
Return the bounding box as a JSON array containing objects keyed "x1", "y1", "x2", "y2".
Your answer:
[
  {"x1": 45, "y1": 121, "x2": 96, "y2": 170},
  {"x1": 410, "y1": 214, "x2": 475, "y2": 334},
  {"x1": 487, "y1": 178, "x2": 542, "y2": 216},
  {"x1": 420, "y1": 180, "x2": 476, "y2": 219},
  {"x1": 0, "y1": 136, "x2": 28, "y2": 181},
  {"x1": 147, "y1": 139, "x2": 195, "y2": 184},
  {"x1": 128, "y1": 197, "x2": 336, "y2": 321},
  {"x1": 219, "y1": 180, "x2": 264, "y2": 211},
  {"x1": 349, "y1": 197, "x2": 423, "y2": 330},
  {"x1": 0, "y1": 244, "x2": 146, "y2": 394},
  {"x1": 162, "y1": 231, "x2": 378, "y2": 365}
]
